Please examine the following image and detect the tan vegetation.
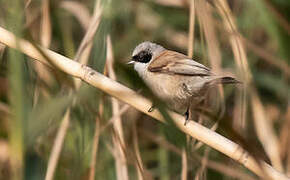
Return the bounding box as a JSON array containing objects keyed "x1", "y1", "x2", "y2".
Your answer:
[{"x1": 0, "y1": 0, "x2": 289, "y2": 179}]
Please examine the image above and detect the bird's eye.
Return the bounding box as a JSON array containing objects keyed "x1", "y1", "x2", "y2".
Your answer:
[
  {"x1": 137, "y1": 51, "x2": 152, "y2": 63},
  {"x1": 132, "y1": 51, "x2": 152, "y2": 63},
  {"x1": 140, "y1": 53, "x2": 152, "y2": 63}
]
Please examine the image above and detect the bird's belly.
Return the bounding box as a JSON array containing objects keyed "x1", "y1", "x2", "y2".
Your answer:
[{"x1": 143, "y1": 73, "x2": 192, "y2": 114}]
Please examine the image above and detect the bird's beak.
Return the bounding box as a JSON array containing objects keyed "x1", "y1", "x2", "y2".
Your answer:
[{"x1": 127, "y1": 61, "x2": 135, "y2": 65}]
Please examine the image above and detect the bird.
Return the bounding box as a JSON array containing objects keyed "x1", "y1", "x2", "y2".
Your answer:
[{"x1": 128, "y1": 41, "x2": 240, "y2": 125}]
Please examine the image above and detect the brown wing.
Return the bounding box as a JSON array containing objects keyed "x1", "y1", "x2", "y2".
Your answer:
[{"x1": 148, "y1": 50, "x2": 212, "y2": 76}]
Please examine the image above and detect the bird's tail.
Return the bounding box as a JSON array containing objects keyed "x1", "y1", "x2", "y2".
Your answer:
[
  {"x1": 207, "y1": 76, "x2": 242, "y2": 86},
  {"x1": 219, "y1": 76, "x2": 241, "y2": 84}
]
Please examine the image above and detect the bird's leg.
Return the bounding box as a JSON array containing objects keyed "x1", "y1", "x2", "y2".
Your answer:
[
  {"x1": 184, "y1": 107, "x2": 190, "y2": 126},
  {"x1": 148, "y1": 104, "x2": 155, "y2": 112}
]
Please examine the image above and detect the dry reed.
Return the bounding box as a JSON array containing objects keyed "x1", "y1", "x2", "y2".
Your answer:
[
  {"x1": 106, "y1": 36, "x2": 129, "y2": 180},
  {"x1": 142, "y1": 129, "x2": 257, "y2": 180},
  {"x1": 45, "y1": 1, "x2": 102, "y2": 179},
  {"x1": 0, "y1": 26, "x2": 288, "y2": 179}
]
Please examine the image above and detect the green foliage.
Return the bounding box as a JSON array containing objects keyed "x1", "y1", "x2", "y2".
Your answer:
[{"x1": 0, "y1": 0, "x2": 289, "y2": 179}]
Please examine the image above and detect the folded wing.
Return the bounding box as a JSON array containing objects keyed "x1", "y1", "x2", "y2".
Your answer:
[{"x1": 148, "y1": 50, "x2": 212, "y2": 76}]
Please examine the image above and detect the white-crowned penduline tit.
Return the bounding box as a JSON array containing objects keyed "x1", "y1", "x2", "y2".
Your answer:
[{"x1": 128, "y1": 41, "x2": 240, "y2": 125}]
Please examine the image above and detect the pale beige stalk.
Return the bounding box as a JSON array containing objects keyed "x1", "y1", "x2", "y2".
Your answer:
[
  {"x1": 142, "y1": 130, "x2": 256, "y2": 180},
  {"x1": 45, "y1": 1, "x2": 102, "y2": 180},
  {"x1": 215, "y1": 0, "x2": 283, "y2": 172},
  {"x1": 33, "y1": 0, "x2": 54, "y2": 87},
  {"x1": 40, "y1": 0, "x2": 51, "y2": 48},
  {"x1": 195, "y1": 148, "x2": 210, "y2": 179},
  {"x1": 251, "y1": 90, "x2": 283, "y2": 172},
  {"x1": 106, "y1": 36, "x2": 129, "y2": 180},
  {"x1": 45, "y1": 109, "x2": 71, "y2": 180},
  {"x1": 74, "y1": 1, "x2": 102, "y2": 63},
  {"x1": 133, "y1": 121, "x2": 145, "y2": 180},
  {"x1": 187, "y1": 0, "x2": 195, "y2": 58},
  {"x1": 0, "y1": 26, "x2": 288, "y2": 180},
  {"x1": 154, "y1": 0, "x2": 186, "y2": 7},
  {"x1": 194, "y1": 122, "x2": 218, "y2": 150},
  {"x1": 196, "y1": 0, "x2": 225, "y2": 121},
  {"x1": 0, "y1": 102, "x2": 10, "y2": 115},
  {"x1": 89, "y1": 116, "x2": 100, "y2": 180},
  {"x1": 215, "y1": 0, "x2": 249, "y2": 132},
  {"x1": 60, "y1": 1, "x2": 91, "y2": 30},
  {"x1": 181, "y1": 149, "x2": 187, "y2": 180},
  {"x1": 101, "y1": 104, "x2": 130, "y2": 133},
  {"x1": 182, "y1": 0, "x2": 196, "y2": 178}
]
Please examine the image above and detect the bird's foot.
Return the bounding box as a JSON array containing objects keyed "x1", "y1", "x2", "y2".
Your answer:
[
  {"x1": 148, "y1": 105, "x2": 155, "y2": 112},
  {"x1": 184, "y1": 109, "x2": 189, "y2": 126}
]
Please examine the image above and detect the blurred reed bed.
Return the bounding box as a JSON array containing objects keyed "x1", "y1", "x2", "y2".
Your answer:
[{"x1": 0, "y1": 0, "x2": 289, "y2": 179}]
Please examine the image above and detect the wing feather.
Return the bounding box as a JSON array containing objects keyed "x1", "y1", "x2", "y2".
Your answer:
[{"x1": 148, "y1": 50, "x2": 212, "y2": 76}]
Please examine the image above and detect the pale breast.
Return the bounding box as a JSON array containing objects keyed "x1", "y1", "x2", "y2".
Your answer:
[
  {"x1": 142, "y1": 71, "x2": 199, "y2": 113},
  {"x1": 135, "y1": 61, "x2": 211, "y2": 113}
]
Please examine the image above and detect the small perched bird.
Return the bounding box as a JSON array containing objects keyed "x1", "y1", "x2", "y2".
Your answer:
[{"x1": 128, "y1": 41, "x2": 240, "y2": 125}]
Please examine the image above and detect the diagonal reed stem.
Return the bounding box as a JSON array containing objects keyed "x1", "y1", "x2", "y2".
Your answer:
[{"x1": 0, "y1": 26, "x2": 288, "y2": 180}]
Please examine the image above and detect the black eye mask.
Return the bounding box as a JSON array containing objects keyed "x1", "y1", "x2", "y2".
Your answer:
[{"x1": 132, "y1": 50, "x2": 152, "y2": 63}]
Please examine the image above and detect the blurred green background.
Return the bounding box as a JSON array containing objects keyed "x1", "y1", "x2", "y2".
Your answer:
[{"x1": 0, "y1": 0, "x2": 289, "y2": 179}]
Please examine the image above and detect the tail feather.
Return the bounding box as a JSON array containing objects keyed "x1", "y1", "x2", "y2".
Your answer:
[
  {"x1": 220, "y1": 76, "x2": 241, "y2": 84},
  {"x1": 207, "y1": 76, "x2": 241, "y2": 86}
]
